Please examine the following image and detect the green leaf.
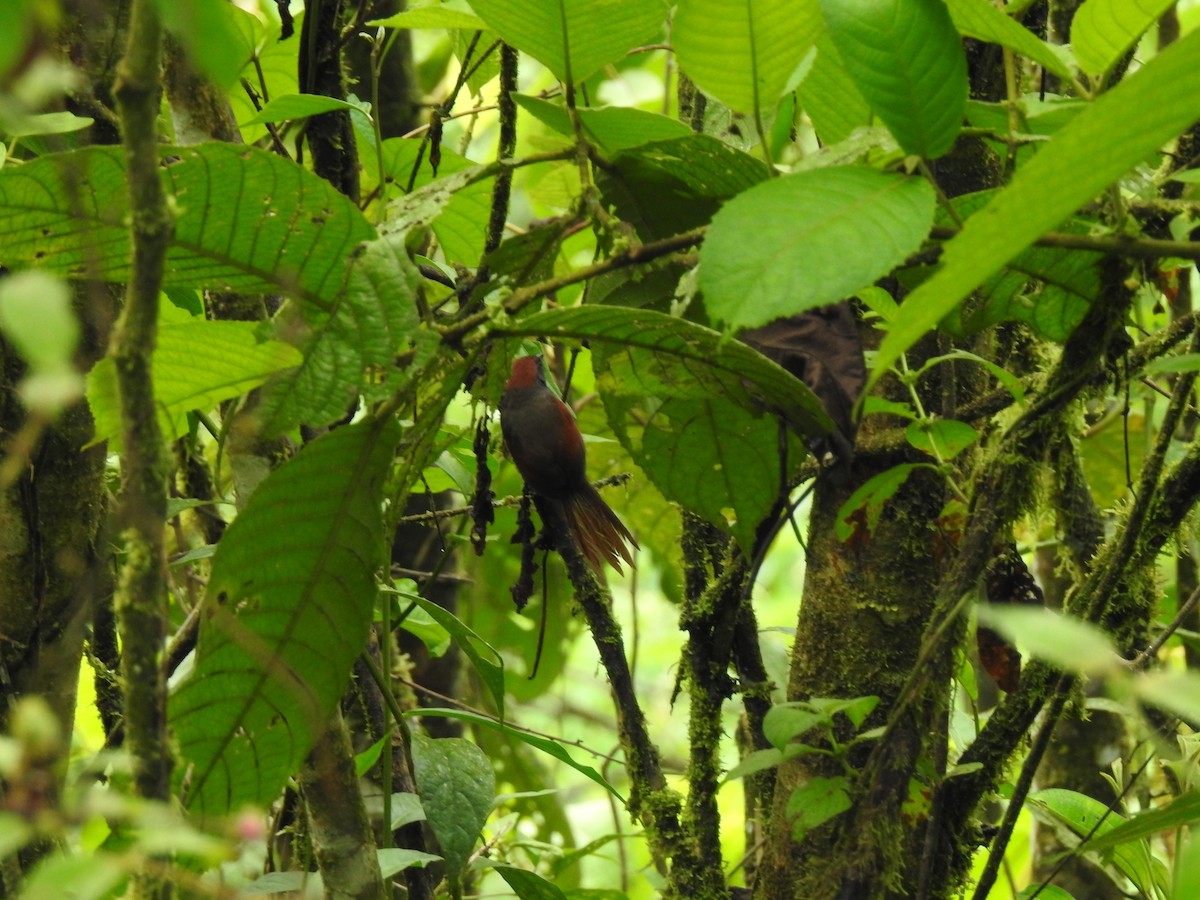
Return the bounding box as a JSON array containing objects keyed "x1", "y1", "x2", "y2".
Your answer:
[
  {"x1": 1067, "y1": 789, "x2": 1200, "y2": 857},
  {"x1": 380, "y1": 138, "x2": 492, "y2": 267},
  {"x1": 495, "y1": 307, "x2": 833, "y2": 550},
  {"x1": 492, "y1": 865, "x2": 569, "y2": 900},
  {"x1": 513, "y1": 94, "x2": 691, "y2": 154},
  {"x1": 974, "y1": 605, "x2": 1122, "y2": 676},
  {"x1": 19, "y1": 851, "x2": 127, "y2": 900},
  {"x1": 723, "y1": 748, "x2": 785, "y2": 782},
  {"x1": 468, "y1": 0, "x2": 664, "y2": 84},
  {"x1": 87, "y1": 317, "x2": 302, "y2": 446},
  {"x1": 1017, "y1": 885, "x2": 1075, "y2": 900},
  {"x1": 1029, "y1": 788, "x2": 1159, "y2": 898},
  {"x1": 242, "y1": 93, "x2": 371, "y2": 127},
  {"x1": 388, "y1": 792, "x2": 428, "y2": 831},
  {"x1": 1133, "y1": 671, "x2": 1200, "y2": 722},
  {"x1": 601, "y1": 134, "x2": 768, "y2": 238},
  {"x1": 798, "y1": 33, "x2": 873, "y2": 144},
  {"x1": 945, "y1": 0, "x2": 1072, "y2": 80},
  {"x1": 257, "y1": 231, "x2": 421, "y2": 435},
  {"x1": 0, "y1": 270, "x2": 78, "y2": 371},
  {"x1": 822, "y1": 0, "x2": 967, "y2": 157},
  {"x1": 155, "y1": 0, "x2": 247, "y2": 90},
  {"x1": 763, "y1": 706, "x2": 825, "y2": 749},
  {"x1": 786, "y1": 775, "x2": 852, "y2": 841},
  {"x1": 409, "y1": 595, "x2": 505, "y2": 720},
  {"x1": 834, "y1": 463, "x2": 924, "y2": 542},
  {"x1": 904, "y1": 419, "x2": 979, "y2": 460},
  {"x1": 170, "y1": 417, "x2": 401, "y2": 815},
  {"x1": 0, "y1": 812, "x2": 32, "y2": 859},
  {"x1": 410, "y1": 734, "x2": 495, "y2": 882},
  {"x1": 408, "y1": 708, "x2": 623, "y2": 801},
  {"x1": 700, "y1": 166, "x2": 935, "y2": 329},
  {"x1": 673, "y1": 0, "x2": 822, "y2": 114},
  {"x1": 377, "y1": 848, "x2": 442, "y2": 877},
  {"x1": 0, "y1": 144, "x2": 374, "y2": 302},
  {"x1": 1144, "y1": 352, "x2": 1200, "y2": 376},
  {"x1": 874, "y1": 24, "x2": 1200, "y2": 382},
  {"x1": 1072, "y1": 0, "x2": 1175, "y2": 77}
]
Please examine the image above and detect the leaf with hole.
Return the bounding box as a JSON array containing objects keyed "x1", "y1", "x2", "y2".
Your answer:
[{"x1": 170, "y1": 417, "x2": 400, "y2": 815}]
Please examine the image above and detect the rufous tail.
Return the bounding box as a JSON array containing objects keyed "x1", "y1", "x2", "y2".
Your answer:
[{"x1": 563, "y1": 484, "x2": 638, "y2": 573}]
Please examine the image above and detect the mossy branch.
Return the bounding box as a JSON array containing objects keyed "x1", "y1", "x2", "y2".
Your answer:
[
  {"x1": 111, "y1": 0, "x2": 172, "y2": 815},
  {"x1": 530, "y1": 495, "x2": 682, "y2": 880}
]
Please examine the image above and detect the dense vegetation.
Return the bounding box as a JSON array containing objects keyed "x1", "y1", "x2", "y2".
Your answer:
[{"x1": 3, "y1": 0, "x2": 1200, "y2": 898}]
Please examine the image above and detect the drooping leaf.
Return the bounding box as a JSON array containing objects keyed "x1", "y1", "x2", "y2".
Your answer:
[
  {"x1": 171, "y1": 417, "x2": 401, "y2": 815},
  {"x1": 1072, "y1": 0, "x2": 1176, "y2": 78},
  {"x1": 1068, "y1": 789, "x2": 1200, "y2": 857},
  {"x1": 700, "y1": 166, "x2": 935, "y2": 330},
  {"x1": 87, "y1": 317, "x2": 302, "y2": 446},
  {"x1": 410, "y1": 708, "x2": 623, "y2": 800},
  {"x1": 822, "y1": 0, "x2": 967, "y2": 157},
  {"x1": 410, "y1": 734, "x2": 495, "y2": 882},
  {"x1": 409, "y1": 595, "x2": 505, "y2": 720},
  {"x1": 945, "y1": 0, "x2": 1072, "y2": 80},
  {"x1": 468, "y1": 0, "x2": 664, "y2": 84},
  {"x1": 1029, "y1": 788, "x2": 1160, "y2": 898},
  {"x1": 874, "y1": 25, "x2": 1200, "y2": 381},
  {"x1": 673, "y1": 0, "x2": 822, "y2": 114},
  {"x1": 257, "y1": 231, "x2": 421, "y2": 435},
  {"x1": 974, "y1": 605, "x2": 1122, "y2": 676},
  {"x1": 723, "y1": 748, "x2": 785, "y2": 782},
  {"x1": 241, "y1": 93, "x2": 371, "y2": 127},
  {"x1": 513, "y1": 94, "x2": 691, "y2": 154}
]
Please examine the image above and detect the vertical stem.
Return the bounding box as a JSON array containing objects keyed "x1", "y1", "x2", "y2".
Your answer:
[{"x1": 111, "y1": 0, "x2": 172, "y2": 803}]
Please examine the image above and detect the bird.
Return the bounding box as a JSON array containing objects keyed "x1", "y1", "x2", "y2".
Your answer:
[{"x1": 499, "y1": 354, "x2": 638, "y2": 573}]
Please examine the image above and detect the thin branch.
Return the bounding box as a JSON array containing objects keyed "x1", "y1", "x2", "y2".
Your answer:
[{"x1": 930, "y1": 224, "x2": 1200, "y2": 260}]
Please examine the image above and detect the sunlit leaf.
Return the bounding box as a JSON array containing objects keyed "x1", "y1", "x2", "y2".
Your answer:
[
  {"x1": 674, "y1": 0, "x2": 821, "y2": 114},
  {"x1": 974, "y1": 605, "x2": 1122, "y2": 676}
]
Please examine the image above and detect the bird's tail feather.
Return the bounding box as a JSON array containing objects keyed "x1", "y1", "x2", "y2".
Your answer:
[{"x1": 563, "y1": 485, "x2": 638, "y2": 573}]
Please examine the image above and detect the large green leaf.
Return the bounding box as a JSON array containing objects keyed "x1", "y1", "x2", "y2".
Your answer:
[
  {"x1": 171, "y1": 417, "x2": 401, "y2": 815},
  {"x1": 945, "y1": 0, "x2": 1072, "y2": 80},
  {"x1": 496, "y1": 306, "x2": 834, "y2": 550},
  {"x1": 410, "y1": 735, "x2": 495, "y2": 883},
  {"x1": 700, "y1": 166, "x2": 935, "y2": 329},
  {"x1": 257, "y1": 232, "x2": 421, "y2": 435},
  {"x1": 873, "y1": 24, "x2": 1200, "y2": 382},
  {"x1": 468, "y1": 0, "x2": 664, "y2": 84},
  {"x1": 1072, "y1": 0, "x2": 1175, "y2": 78},
  {"x1": 87, "y1": 314, "x2": 302, "y2": 446},
  {"x1": 0, "y1": 144, "x2": 374, "y2": 304},
  {"x1": 673, "y1": 0, "x2": 822, "y2": 114},
  {"x1": 822, "y1": 0, "x2": 967, "y2": 157}
]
